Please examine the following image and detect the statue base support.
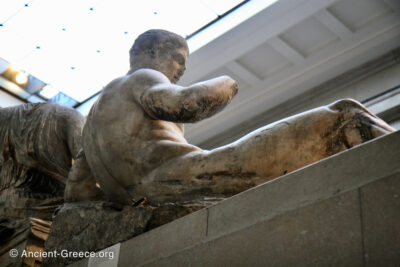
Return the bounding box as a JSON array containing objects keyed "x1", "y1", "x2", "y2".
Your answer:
[
  {"x1": 43, "y1": 201, "x2": 204, "y2": 266},
  {"x1": 67, "y1": 131, "x2": 400, "y2": 267}
]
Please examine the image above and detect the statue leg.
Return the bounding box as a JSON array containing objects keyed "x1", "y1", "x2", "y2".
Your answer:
[
  {"x1": 64, "y1": 150, "x2": 106, "y2": 202},
  {"x1": 135, "y1": 99, "x2": 395, "y2": 205}
]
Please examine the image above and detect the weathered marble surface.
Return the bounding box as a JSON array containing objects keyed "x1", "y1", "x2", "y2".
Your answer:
[
  {"x1": 43, "y1": 201, "x2": 204, "y2": 266},
  {"x1": 66, "y1": 29, "x2": 395, "y2": 207},
  {"x1": 0, "y1": 103, "x2": 84, "y2": 266}
]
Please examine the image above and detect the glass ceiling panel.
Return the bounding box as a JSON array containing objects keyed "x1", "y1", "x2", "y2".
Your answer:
[
  {"x1": 0, "y1": 0, "x2": 270, "y2": 103},
  {"x1": 200, "y1": 0, "x2": 244, "y2": 15}
]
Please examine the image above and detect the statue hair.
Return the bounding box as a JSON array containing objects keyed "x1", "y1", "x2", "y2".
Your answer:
[{"x1": 129, "y1": 29, "x2": 188, "y2": 68}]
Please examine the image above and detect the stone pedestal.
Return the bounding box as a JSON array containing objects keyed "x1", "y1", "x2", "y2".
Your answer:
[
  {"x1": 69, "y1": 131, "x2": 400, "y2": 267},
  {"x1": 44, "y1": 202, "x2": 204, "y2": 266}
]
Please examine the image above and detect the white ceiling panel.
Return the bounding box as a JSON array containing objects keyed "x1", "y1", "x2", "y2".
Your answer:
[
  {"x1": 280, "y1": 16, "x2": 339, "y2": 57},
  {"x1": 236, "y1": 43, "x2": 292, "y2": 80},
  {"x1": 328, "y1": 0, "x2": 392, "y2": 32}
]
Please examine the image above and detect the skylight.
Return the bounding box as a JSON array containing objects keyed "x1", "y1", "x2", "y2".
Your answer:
[{"x1": 0, "y1": 0, "x2": 277, "y2": 108}]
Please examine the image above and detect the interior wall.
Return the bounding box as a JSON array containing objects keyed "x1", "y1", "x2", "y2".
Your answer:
[{"x1": 198, "y1": 49, "x2": 400, "y2": 149}]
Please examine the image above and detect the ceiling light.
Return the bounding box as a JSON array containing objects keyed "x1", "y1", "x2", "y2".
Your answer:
[
  {"x1": 8, "y1": 64, "x2": 21, "y2": 72},
  {"x1": 15, "y1": 72, "x2": 28, "y2": 85}
]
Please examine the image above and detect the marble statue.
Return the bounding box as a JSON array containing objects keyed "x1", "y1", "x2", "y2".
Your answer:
[
  {"x1": 65, "y1": 29, "x2": 395, "y2": 207},
  {"x1": 0, "y1": 103, "x2": 84, "y2": 265}
]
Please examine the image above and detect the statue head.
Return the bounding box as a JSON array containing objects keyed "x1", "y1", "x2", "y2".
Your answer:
[{"x1": 129, "y1": 29, "x2": 189, "y2": 83}]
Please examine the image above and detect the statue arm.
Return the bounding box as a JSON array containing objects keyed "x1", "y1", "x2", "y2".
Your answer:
[{"x1": 140, "y1": 75, "x2": 238, "y2": 123}]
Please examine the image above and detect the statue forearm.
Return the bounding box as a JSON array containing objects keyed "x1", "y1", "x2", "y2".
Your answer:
[{"x1": 141, "y1": 76, "x2": 238, "y2": 123}]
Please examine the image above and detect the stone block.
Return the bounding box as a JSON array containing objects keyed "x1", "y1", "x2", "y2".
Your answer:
[
  {"x1": 207, "y1": 131, "x2": 400, "y2": 240},
  {"x1": 361, "y1": 172, "x2": 400, "y2": 266},
  {"x1": 145, "y1": 190, "x2": 363, "y2": 267},
  {"x1": 118, "y1": 208, "x2": 207, "y2": 266},
  {"x1": 68, "y1": 258, "x2": 88, "y2": 267},
  {"x1": 44, "y1": 202, "x2": 152, "y2": 267}
]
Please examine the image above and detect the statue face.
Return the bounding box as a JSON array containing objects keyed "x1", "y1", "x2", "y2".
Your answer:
[{"x1": 156, "y1": 46, "x2": 188, "y2": 84}]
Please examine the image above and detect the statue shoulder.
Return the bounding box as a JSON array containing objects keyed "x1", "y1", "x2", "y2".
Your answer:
[
  {"x1": 125, "y1": 68, "x2": 171, "y2": 87},
  {"x1": 118, "y1": 69, "x2": 171, "y2": 101}
]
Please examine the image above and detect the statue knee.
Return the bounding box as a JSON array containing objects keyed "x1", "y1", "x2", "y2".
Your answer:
[
  {"x1": 325, "y1": 99, "x2": 382, "y2": 149},
  {"x1": 329, "y1": 98, "x2": 366, "y2": 113}
]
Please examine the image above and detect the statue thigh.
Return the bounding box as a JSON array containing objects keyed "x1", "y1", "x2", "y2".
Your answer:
[{"x1": 137, "y1": 99, "x2": 395, "y2": 205}]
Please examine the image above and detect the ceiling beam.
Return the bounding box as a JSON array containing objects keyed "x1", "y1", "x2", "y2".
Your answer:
[
  {"x1": 314, "y1": 9, "x2": 353, "y2": 40},
  {"x1": 267, "y1": 37, "x2": 305, "y2": 65},
  {"x1": 181, "y1": 0, "x2": 338, "y2": 85},
  {"x1": 225, "y1": 61, "x2": 263, "y2": 85},
  {"x1": 185, "y1": 21, "x2": 400, "y2": 143}
]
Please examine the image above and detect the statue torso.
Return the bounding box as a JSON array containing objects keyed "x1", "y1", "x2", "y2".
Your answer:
[{"x1": 82, "y1": 71, "x2": 200, "y2": 188}]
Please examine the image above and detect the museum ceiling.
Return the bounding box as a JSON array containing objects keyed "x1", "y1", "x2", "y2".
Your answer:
[
  {"x1": 0, "y1": 0, "x2": 268, "y2": 104},
  {"x1": 180, "y1": 0, "x2": 400, "y2": 146},
  {"x1": 0, "y1": 0, "x2": 399, "y2": 147}
]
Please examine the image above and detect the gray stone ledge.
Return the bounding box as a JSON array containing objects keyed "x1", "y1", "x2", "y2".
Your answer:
[
  {"x1": 145, "y1": 189, "x2": 364, "y2": 267},
  {"x1": 69, "y1": 131, "x2": 400, "y2": 266},
  {"x1": 118, "y1": 208, "x2": 207, "y2": 266},
  {"x1": 206, "y1": 131, "x2": 400, "y2": 240}
]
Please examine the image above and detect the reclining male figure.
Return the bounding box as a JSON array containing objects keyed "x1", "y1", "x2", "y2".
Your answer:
[{"x1": 65, "y1": 29, "x2": 395, "y2": 206}]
